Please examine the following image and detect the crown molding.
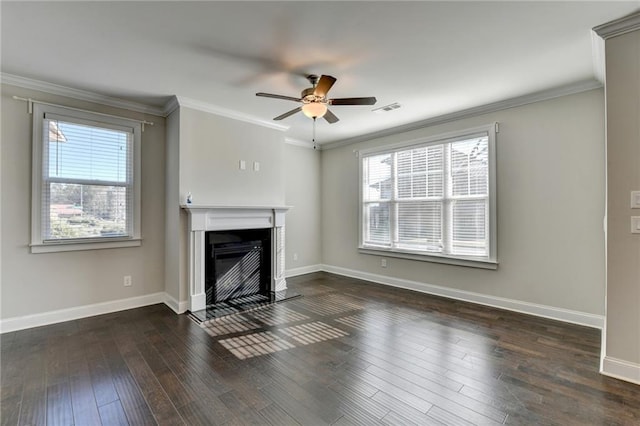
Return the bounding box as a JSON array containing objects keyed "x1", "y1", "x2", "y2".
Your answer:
[
  {"x1": 284, "y1": 137, "x2": 318, "y2": 150},
  {"x1": 163, "y1": 96, "x2": 180, "y2": 116},
  {"x1": 591, "y1": 30, "x2": 606, "y2": 84},
  {"x1": 0, "y1": 73, "x2": 166, "y2": 117},
  {"x1": 593, "y1": 11, "x2": 640, "y2": 40},
  {"x1": 175, "y1": 96, "x2": 289, "y2": 132},
  {"x1": 321, "y1": 79, "x2": 603, "y2": 150}
]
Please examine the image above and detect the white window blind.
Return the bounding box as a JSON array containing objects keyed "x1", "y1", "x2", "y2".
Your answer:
[
  {"x1": 360, "y1": 125, "x2": 497, "y2": 266},
  {"x1": 42, "y1": 114, "x2": 133, "y2": 240},
  {"x1": 31, "y1": 103, "x2": 141, "y2": 252}
]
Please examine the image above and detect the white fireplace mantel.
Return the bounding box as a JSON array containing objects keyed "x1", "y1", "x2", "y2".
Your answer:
[{"x1": 181, "y1": 205, "x2": 290, "y2": 312}]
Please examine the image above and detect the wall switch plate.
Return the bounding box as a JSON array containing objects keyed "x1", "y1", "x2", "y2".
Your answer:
[
  {"x1": 253, "y1": 161, "x2": 260, "y2": 172},
  {"x1": 239, "y1": 160, "x2": 246, "y2": 170},
  {"x1": 124, "y1": 275, "x2": 132, "y2": 286},
  {"x1": 632, "y1": 217, "x2": 640, "y2": 234},
  {"x1": 631, "y1": 191, "x2": 640, "y2": 208}
]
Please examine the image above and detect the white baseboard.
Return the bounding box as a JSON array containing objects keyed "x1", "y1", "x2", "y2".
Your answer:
[
  {"x1": 1, "y1": 265, "x2": 605, "y2": 334},
  {"x1": 601, "y1": 356, "x2": 640, "y2": 385},
  {"x1": 0, "y1": 292, "x2": 166, "y2": 333},
  {"x1": 285, "y1": 264, "x2": 323, "y2": 278},
  {"x1": 164, "y1": 293, "x2": 189, "y2": 314},
  {"x1": 321, "y1": 264, "x2": 605, "y2": 329}
]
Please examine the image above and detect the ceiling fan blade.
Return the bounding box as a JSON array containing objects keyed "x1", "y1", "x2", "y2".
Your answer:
[
  {"x1": 313, "y1": 75, "x2": 337, "y2": 97},
  {"x1": 274, "y1": 107, "x2": 302, "y2": 121},
  {"x1": 256, "y1": 92, "x2": 301, "y2": 102},
  {"x1": 330, "y1": 97, "x2": 377, "y2": 106},
  {"x1": 323, "y1": 109, "x2": 339, "y2": 124}
]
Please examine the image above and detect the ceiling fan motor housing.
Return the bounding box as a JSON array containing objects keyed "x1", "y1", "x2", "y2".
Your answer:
[{"x1": 301, "y1": 87, "x2": 325, "y2": 104}]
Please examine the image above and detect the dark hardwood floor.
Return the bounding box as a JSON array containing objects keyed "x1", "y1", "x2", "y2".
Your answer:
[{"x1": 2, "y1": 272, "x2": 639, "y2": 425}]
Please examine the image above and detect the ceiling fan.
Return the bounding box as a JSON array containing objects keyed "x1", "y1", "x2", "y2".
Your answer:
[{"x1": 256, "y1": 74, "x2": 377, "y2": 123}]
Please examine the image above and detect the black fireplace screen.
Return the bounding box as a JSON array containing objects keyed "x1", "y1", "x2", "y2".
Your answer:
[{"x1": 205, "y1": 229, "x2": 271, "y2": 305}]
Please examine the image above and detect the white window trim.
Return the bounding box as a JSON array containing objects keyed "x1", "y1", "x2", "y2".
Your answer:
[
  {"x1": 358, "y1": 123, "x2": 498, "y2": 269},
  {"x1": 30, "y1": 103, "x2": 142, "y2": 253}
]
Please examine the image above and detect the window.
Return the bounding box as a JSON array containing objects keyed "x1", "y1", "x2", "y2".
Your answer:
[
  {"x1": 31, "y1": 103, "x2": 141, "y2": 253},
  {"x1": 359, "y1": 124, "x2": 497, "y2": 268}
]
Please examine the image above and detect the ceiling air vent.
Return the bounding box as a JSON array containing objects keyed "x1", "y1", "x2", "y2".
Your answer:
[{"x1": 372, "y1": 102, "x2": 401, "y2": 113}]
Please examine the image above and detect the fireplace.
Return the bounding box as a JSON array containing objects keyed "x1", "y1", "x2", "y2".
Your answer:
[
  {"x1": 206, "y1": 229, "x2": 271, "y2": 304},
  {"x1": 182, "y1": 205, "x2": 289, "y2": 312}
]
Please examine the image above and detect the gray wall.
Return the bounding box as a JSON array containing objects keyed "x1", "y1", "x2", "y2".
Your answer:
[
  {"x1": 604, "y1": 29, "x2": 640, "y2": 366},
  {"x1": 179, "y1": 107, "x2": 285, "y2": 206},
  {"x1": 164, "y1": 108, "x2": 182, "y2": 305},
  {"x1": 0, "y1": 84, "x2": 166, "y2": 319},
  {"x1": 0, "y1": 88, "x2": 321, "y2": 319},
  {"x1": 169, "y1": 106, "x2": 294, "y2": 307},
  {"x1": 284, "y1": 144, "x2": 322, "y2": 271},
  {"x1": 321, "y1": 89, "x2": 606, "y2": 315},
  {"x1": 0, "y1": 82, "x2": 607, "y2": 330}
]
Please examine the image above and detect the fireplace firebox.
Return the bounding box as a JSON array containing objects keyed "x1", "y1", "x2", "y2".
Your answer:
[{"x1": 205, "y1": 229, "x2": 272, "y2": 305}]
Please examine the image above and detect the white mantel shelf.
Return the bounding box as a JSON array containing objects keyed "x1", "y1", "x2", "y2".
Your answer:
[
  {"x1": 181, "y1": 205, "x2": 290, "y2": 312},
  {"x1": 180, "y1": 205, "x2": 291, "y2": 210}
]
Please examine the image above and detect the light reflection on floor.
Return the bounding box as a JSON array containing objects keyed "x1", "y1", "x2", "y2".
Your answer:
[
  {"x1": 201, "y1": 314, "x2": 261, "y2": 337},
  {"x1": 249, "y1": 305, "x2": 310, "y2": 326},
  {"x1": 218, "y1": 331, "x2": 294, "y2": 359},
  {"x1": 335, "y1": 308, "x2": 420, "y2": 330},
  {"x1": 289, "y1": 293, "x2": 367, "y2": 316},
  {"x1": 279, "y1": 321, "x2": 348, "y2": 345},
  {"x1": 200, "y1": 292, "x2": 442, "y2": 362},
  {"x1": 203, "y1": 295, "x2": 354, "y2": 359}
]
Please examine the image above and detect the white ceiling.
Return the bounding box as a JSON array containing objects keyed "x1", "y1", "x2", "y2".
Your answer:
[{"x1": 1, "y1": 1, "x2": 638, "y2": 145}]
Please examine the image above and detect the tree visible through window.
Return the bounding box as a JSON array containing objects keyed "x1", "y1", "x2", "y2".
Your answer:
[
  {"x1": 45, "y1": 120, "x2": 130, "y2": 239},
  {"x1": 31, "y1": 103, "x2": 141, "y2": 251}
]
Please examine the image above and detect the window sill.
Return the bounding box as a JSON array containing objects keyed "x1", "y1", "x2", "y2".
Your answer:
[
  {"x1": 30, "y1": 238, "x2": 142, "y2": 254},
  {"x1": 358, "y1": 247, "x2": 498, "y2": 270}
]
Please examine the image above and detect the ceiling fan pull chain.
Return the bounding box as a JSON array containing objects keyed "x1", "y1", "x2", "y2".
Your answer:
[{"x1": 312, "y1": 117, "x2": 317, "y2": 150}]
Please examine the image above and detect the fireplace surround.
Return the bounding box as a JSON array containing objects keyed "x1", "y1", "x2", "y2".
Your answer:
[{"x1": 182, "y1": 205, "x2": 289, "y2": 312}]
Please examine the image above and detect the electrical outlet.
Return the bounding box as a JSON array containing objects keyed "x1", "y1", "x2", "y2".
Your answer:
[
  {"x1": 293, "y1": 253, "x2": 298, "y2": 261},
  {"x1": 253, "y1": 161, "x2": 260, "y2": 171},
  {"x1": 124, "y1": 275, "x2": 132, "y2": 287},
  {"x1": 381, "y1": 258, "x2": 387, "y2": 268}
]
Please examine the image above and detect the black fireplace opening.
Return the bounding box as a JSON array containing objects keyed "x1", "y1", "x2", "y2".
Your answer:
[{"x1": 205, "y1": 228, "x2": 272, "y2": 305}]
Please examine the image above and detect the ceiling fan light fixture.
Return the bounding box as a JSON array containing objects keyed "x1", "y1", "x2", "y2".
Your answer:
[{"x1": 301, "y1": 102, "x2": 327, "y2": 119}]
